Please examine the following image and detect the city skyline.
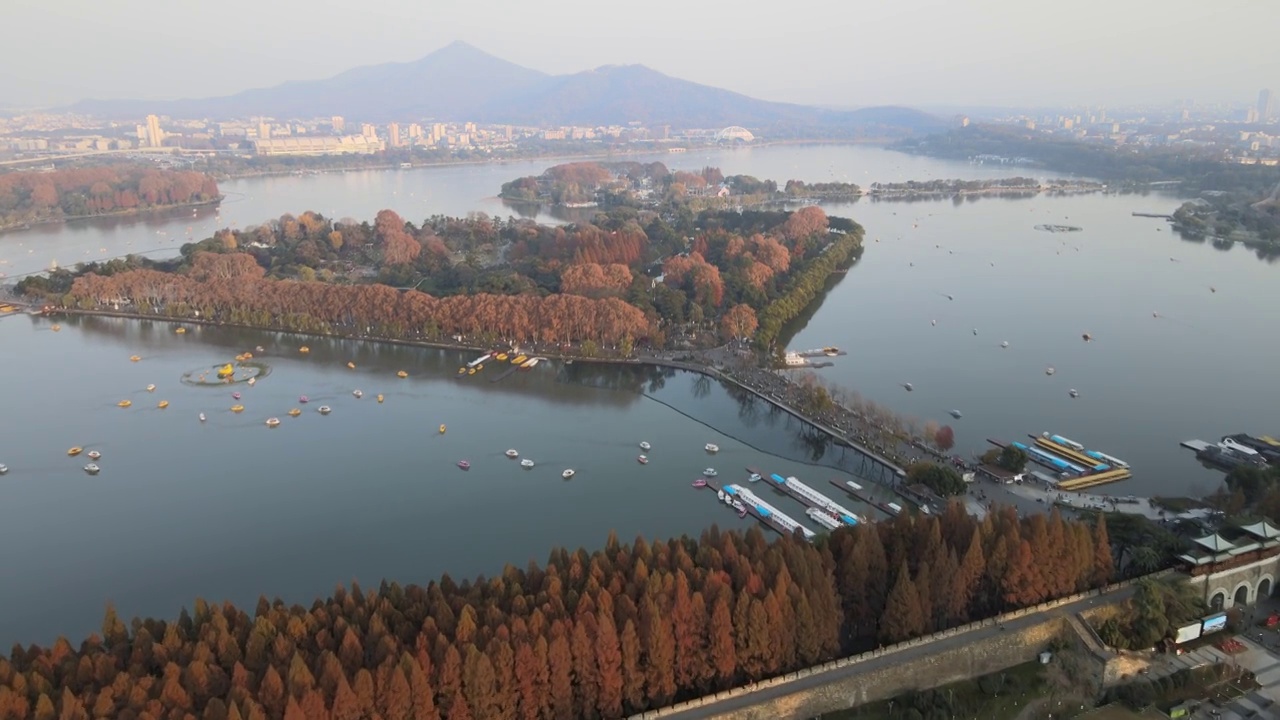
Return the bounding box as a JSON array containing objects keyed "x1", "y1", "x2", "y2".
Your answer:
[{"x1": 1, "y1": 0, "x2": 1277, "y2": 113}]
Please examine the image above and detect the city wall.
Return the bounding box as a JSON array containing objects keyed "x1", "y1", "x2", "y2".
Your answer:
[{"x1": 626, "y1": 575, "x2": 1161, "y2": 720}]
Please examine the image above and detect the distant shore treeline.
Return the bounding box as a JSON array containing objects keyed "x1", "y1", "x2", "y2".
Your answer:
[
  {"x1": 0, "y1": 167, "x2": 220, "y2": 231},
  {"x1": 0, "y1": 507, "x2": 1119, "y2": 720}
]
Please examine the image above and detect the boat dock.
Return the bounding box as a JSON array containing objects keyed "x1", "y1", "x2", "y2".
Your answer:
[
  {"x1": 489, "y1": 365, "x2": 521, "y2": 383},
  {"x1": 708, "y1": 481, "x2": 816, "y2": 541},
  {"x1": 763, "y1": 473, "x2": 863, "y2": 526},
  {"x1": 827, "y1": 479, "x2": 895, "y2": 519},
  {"x1": 1181, "y1": 440, "x2": 1213, "y2": 452},
  {"x1": 988, "y1": 433, "x2": 1133, "y2": 491},
  {"x1": 792, "y1": 347, "x2": 848, "y2": 358},
  {"x1": 1132, "y1": 212, "x2": 1174, "y2": 219}
]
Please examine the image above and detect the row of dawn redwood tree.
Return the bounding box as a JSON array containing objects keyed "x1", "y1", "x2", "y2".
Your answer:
[
  {"x1": 0, "y1": 506, "x2": 1114, "y2": 720},
  {"x1": 64, "y1": 254, "x2": 652, "y2": 348}
]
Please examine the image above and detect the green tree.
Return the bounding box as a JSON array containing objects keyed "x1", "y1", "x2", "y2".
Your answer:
[
  {"x1": 997, "y1": 445, "x2": 1028, "y2": 472},
  {"x1": 906, "y1": 462, "x2": 966, "y2": 497}
]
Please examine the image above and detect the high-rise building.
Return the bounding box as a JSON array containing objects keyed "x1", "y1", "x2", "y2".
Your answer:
[
  {"x1": 361, "y1": 123, "x2": 377, "y2": 139},
  {"x1": 505, "y1": 125, "x2": 513, "y2": 141},
  {"x1": 408, "y1": 123, "x2": 423, "y2": 140},
  {"x1": 388, "y1": 122, "x2": 401, "y2": 147},
  {"x1": 431, "y1": 124, "x2": 445, "y2": 143},
  {"x1": 145, "y1": 114, "x2": 164, "y2": 148},
  {"x1": 257, "y1": 121, "x2": 271, "y2": 140},
  {"x1": 331, "y1": 116, "x2": 345, "y2": 133},
  {"x1": 1259, "y1": 89, "x2": 1273, "y2": 121}
]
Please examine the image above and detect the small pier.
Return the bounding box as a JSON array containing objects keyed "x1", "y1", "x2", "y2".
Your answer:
[
  {"x1": 827, "y1": 478, "x2": 894, "y2": 519},
  {"x1": 791, "y1": 347, "x2": 848, "y2": 359},
  {"x1": 489, "y1": 365, "x2": 521, "y2": 383},
  {"x1": 1132, "y1": 212, "x2": 1174, "y2": 219},
  {"x1": 1181, "y1": 440, "x2": 1212, "y2": 452}
]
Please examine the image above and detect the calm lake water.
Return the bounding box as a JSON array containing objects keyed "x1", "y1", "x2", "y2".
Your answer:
[
  {"x1": 0, "y1": 314, "x2": 881, "y2": 646},
  {"x1": 2, "y1": 143, "x2": 1277, "y2": 643}
]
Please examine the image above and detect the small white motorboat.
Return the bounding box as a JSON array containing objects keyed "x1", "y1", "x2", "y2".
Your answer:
[
  {"x1": 562, "y1": 469, "x2": 575, "y2": 479},
  {"x1": 198, "y1": 413, "x2": 206, "y2": 423},
  {"x1": 520, "y1": 458, "x2": 535, "y2": 468},
  {"x1": 703, "y1": 468, "x2": 718, "y2": 477},
  {"x1": 146, "y1": 384, "x2": 156, "y2": 392},
  {"x1": 247, "y1": 377, "x2": 256, "y2": 386},
  {"x1": 704, "y1": 443, "x2": 719, "y2": 453},
  {"x1": 748, "y1": 473, "x2": 762, "y2": 483},
  {"x1": 87, "y1": 451, "x2": 101, "y2": 460},
  {"x1": 505, "y1": 449, "x2": 519, "y2": 458},
  {"x1": 0, "y1": 464, "x2": 8, "y2": 475},
  {"x1": 639, "y1": 441, "x2": 651, "y2": 451},
  {"x1": 84, "y1": 463, "x2": 101, "y2": 475},
  {"x1": 265, "y1": 418, "x2": 281, "y2": 428},
  {"x1": 353, "y1": 390, "x2": 363, "y2": 399},
  {"x1": 637, "y1": 455, "x2": 648, "y2": 464},
  {"x1": 318, "y1": 406, "x2": 332, "y2": 415},
  {"x1": 1068, "y1": 389, "x2": 1079, "y2": 398}
]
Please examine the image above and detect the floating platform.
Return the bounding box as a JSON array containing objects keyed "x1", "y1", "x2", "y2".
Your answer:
[
  {"x1": 1056, "y1": 468, "x2": 1133, "y2": 491},
  {"x1": 992, "y1": 435, "x2": 1132, "y2": 491},
  {"x1": 1181, "y1": 440, "x2": 1213, "y2": 452},
  {"x1": 764, "y1": 473, "x2": 862, "y2": 526},
  {"x1": 1031, "y1": 436, "x2": 1110, "y2": 471},
  {"x1": 720, "y1": 483, "x2": 816, "y2": 541}
]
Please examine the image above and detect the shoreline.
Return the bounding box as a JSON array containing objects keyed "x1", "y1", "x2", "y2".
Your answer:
[
  {"x1": 210, "y1": 138, "x2": 889, "y2": 180},
  {"x1": 0, "y1": 197, "x2": 223, "y2": 236},
  {"x1": 48, "y1": 306, "x2": 915, "y2": 478}
]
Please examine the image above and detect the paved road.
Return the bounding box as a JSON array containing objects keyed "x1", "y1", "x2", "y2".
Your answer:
[{"x1": 658, "y1": 584, "x2": 1139, "y2": 720}]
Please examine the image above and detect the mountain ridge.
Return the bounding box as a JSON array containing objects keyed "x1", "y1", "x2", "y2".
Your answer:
[{"x1": 69, "y1": 41, "x2": 944, "y2": 133}]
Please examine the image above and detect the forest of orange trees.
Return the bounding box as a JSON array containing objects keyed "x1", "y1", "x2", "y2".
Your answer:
[
  {"x1": 23, "y1": 199, "x2": 860, "y2": 352},
  {"x1": 0, "y1": 507, "x2": 1115, "y2": 720},
  {"x1": 0, "y1": 167, "x2": 220, "y2": 229}
]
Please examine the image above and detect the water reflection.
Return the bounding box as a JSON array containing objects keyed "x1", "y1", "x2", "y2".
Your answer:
[{"x1": 59, "y1": 314, "x2": 645, "y2": 409}]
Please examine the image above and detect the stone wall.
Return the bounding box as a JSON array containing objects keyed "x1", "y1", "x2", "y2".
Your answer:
[
  {"x1": 698, "y1": 617, "x2": 1067, "y2": 720},
  {"x1": 627, "y1": 576, "x2": 1160, "y2": 720}
]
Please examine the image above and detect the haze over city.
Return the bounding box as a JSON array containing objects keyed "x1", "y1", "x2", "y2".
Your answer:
[{"x1": 2, "y1": 0, "x2": 1275, "y2": 110}]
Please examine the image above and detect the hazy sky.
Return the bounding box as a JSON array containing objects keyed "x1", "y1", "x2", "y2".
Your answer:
[{"x1": 2, "y1": 0, "x2": 1275, "y2": 110}]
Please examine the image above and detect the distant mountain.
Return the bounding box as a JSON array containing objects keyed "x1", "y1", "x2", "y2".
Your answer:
[
  {"x1": 68, "y1": 42, "x2": 944, "y2": 134},
  {"x1": 71, "y1": 41, "x2": 549, "y2": 122}
]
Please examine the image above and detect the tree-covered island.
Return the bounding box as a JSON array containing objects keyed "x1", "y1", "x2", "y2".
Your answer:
[{"x1": 20, "y1": 163, "x2": 860, "y2": 358}]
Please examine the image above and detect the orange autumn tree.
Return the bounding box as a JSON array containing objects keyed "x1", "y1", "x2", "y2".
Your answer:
[
  {"x1": 720, "y1": 304, "x2": 758, "y2": 342},
  {"x1": 561, "y1": 263, "x2": 633, "y2": 297},
  {"x1": 0, "y1": 504, "x2": 1116, "y2": 720},
  {"x1": 374, "y1": 209, "x2": 421, "y2": 266}
]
